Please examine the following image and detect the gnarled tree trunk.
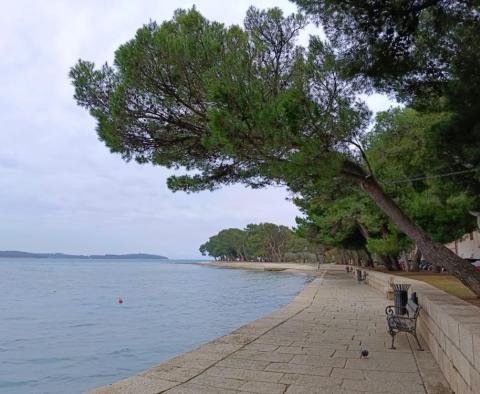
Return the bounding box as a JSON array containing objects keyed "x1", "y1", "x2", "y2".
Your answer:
[{"x1": 359, "y1": 177, "x2": 480, "y2": 295}]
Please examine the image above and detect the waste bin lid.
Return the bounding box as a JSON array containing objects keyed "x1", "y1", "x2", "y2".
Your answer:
[{"x1": 392, "y1": 283, "x2": 411, "y2": 291}]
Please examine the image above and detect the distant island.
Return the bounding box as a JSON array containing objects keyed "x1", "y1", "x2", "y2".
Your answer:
[{"x1": 0, "y1": 251, "x2": 168, "y2": 259}]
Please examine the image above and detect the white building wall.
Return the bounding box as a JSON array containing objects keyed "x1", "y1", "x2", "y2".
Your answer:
[{"x1": 445, "y1": 230, "x2": 480, "y2": 260}]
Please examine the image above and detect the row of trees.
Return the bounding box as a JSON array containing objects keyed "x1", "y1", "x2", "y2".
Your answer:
[
  {"x1": 199, "y1": 223, "x2": 322, "y2": 263},
  {"x1": 295, "y1": 107, "x2": 479, "y2": 271},
  {"x1": 202, "y1": 107, "x2": 479, "y2": 268},
  {"x1": 71, "y1": 2, "x2": 480, "y2": 294}
]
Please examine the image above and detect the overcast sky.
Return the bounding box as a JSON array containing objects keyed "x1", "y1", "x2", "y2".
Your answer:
[{"x1": 0, "y1": 1, "x2": 393, "y2": 258}]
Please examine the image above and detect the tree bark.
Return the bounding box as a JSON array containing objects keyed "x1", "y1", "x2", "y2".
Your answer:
[
  {"x1": 360, "y1": 247, "x2": 374, "y2": 267},
  {"x1": 431, "y1": 264, "x2": 441, "y2": 273},
  {"x1": 352, "y1": 250, "x2": 361, "y2": 266},
  {"x1": 388, "y1": 254, "x2": 400, "y2": 271},
  {"x1": 359, "y1": 177, "x2": 480, "y2": 295},
  {"x1": 380, "y1": 254, "x2": 394, "y2": 270},
  {"x1": 411, "y1": 247, "x2": 421, "y2": 272}
]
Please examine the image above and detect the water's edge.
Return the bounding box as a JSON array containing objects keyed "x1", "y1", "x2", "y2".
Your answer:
[
  {"x1": 1, "y1": 259, "x2": 312, "y2": 394},
  {"x1": 87, "y1": 264, "x2": 324, "y2": 393},
  {"x1": 196, "y1": 261, "x2": 320, "y2": 272}
]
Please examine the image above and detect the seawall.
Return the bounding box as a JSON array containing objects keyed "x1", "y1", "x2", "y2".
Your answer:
[{"x1": 88, "y1": 265, "x2": 323, "y2": 393}]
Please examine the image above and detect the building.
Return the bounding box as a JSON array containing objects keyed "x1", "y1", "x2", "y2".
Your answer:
[{"x1": 445, "y1": 230, "x2": 480, "y2": 260}]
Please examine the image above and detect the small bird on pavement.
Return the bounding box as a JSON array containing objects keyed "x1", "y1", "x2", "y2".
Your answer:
[{"x1": 360, "y1": 349, "x2": 369, "y2": 358}]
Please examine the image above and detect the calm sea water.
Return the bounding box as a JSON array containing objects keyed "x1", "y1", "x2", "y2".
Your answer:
[{"x1": 0, "y1": 259, "x2": 311, "y2": 394}]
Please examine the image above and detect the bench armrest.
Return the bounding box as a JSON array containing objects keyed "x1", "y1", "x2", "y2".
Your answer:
[{"x1": 385, "y1": 305, "x2": 396, "y2": 315}]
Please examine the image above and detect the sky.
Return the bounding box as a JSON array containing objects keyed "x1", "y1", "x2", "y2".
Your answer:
[{"x1": 0, "y1": 1, "x2": 394, "y2": 258}]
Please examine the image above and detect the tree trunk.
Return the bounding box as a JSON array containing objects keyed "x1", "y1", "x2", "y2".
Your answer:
[
  {"x1": 411, "y1": 247, "x2": 421, "y2": 272},
  {"x1": 360, "y1": 177, "x2": 480, "y2": 295},
  {"x1": 388, "y1": 254, "x2": 400, "y2": 271},
  {"x1": 364, "y1": 248, "x2": 374, "y2": 267},
  {"x1": 380, "y1": 254, "x2": 394, "y2": 270},
  {"x1": 431, "y1": 264, "x2": 441, "y2": 273},
  {"x1": 352, "y1": 250, "x2": 361, "y2": 266}
]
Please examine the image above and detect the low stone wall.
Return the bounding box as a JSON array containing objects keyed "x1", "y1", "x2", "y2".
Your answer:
[{"x1": 352, "y1": 268, "x2": 480, "y2": 394}]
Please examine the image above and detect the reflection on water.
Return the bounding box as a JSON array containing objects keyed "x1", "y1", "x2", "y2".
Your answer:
[{"x1": 0, "y1": 259, "x2": 310, "y2": 394}]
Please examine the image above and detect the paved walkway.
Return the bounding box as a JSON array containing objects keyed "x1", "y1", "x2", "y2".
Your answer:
[{"x1": 91, "y1": 267, "x2": 450, "y2": 394}]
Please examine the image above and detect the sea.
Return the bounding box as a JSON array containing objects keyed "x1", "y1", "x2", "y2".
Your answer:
[{"x1": 0, "y1": 259, "x2": 311, "y2": 394}]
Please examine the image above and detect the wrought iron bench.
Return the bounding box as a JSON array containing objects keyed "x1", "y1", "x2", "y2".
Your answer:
[{"x1": 385, "y1": 298, "x2": 423, "y2": 351}]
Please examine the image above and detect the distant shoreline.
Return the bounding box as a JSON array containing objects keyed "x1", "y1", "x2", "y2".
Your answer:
[
  {"x1": 197, "y1": 261, "x2": 320, "y2": 272},
  {"x1": 0, "y1": 251, "x2": 168, "y2": 260}
]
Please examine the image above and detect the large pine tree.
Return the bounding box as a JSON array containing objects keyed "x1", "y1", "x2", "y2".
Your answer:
[{"x1": 70, "y1": 7, "x2": 480, "y2": 294}]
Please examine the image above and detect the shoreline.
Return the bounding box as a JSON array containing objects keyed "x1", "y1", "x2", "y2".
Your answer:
[
  {"x1": 196, "y1": 261, "x2": 321, "y2": 273},
  {"x1": 88, "y1": 264, "x2": 327, "y2": 393},
  {"x1": 87, "y1": 264, "x2": 455, "y2": 394}
]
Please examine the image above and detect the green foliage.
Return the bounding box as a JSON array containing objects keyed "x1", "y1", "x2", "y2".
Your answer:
[
  {"x1": 294, "y1": 0, "x2": 480, "y2": 188},
  {"x1": 70, "y1": 6, "x2": 370, "y2": 194},
  {"x1": 199, "y1": 223, "x2": 317, "y2": 262},
  {"x1": 303, "y1": 195, "x2": 365, "y2": 249},
  {"x1": 71, "y1": 5, "x2": 480, "y2": 286},
  {"x1": 294, "y1": 107, "x2": 479, "y2": 268},
  {"x1": 199, "y1": 228, "x2": 247, "y2": 261},
  {"x1": 366, "y1": 108, "x2": 479, "y2": 243},
  {"x1": 366, "y1": 233, "x2": 409, "y2": 257},
  {"x1": 294, "y1": 184, "x2": 406, "y2": 268},
  {"x1": 293, "y1": 1, "x2": 480, "y2": 99}
]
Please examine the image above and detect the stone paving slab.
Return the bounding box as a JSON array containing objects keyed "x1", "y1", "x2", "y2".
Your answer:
[{"x1": 88, "y1": 267, "x2": 451, "y2": 394}]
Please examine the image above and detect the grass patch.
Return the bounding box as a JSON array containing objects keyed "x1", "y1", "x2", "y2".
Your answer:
[{"x1": 392, "y1": 272, "x2": 480, "y2": 307}]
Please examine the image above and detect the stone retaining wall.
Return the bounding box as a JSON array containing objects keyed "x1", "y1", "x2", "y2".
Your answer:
[{"x1": 352, "y1": 268, "x2": 480, "y2": 394}]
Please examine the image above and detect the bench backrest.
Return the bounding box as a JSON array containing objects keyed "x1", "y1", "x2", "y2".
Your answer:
[{"x1": 406, "y1": 300, "x2": 420, "y2": 318}]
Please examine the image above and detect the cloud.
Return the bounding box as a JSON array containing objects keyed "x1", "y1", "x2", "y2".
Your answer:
[{"x1": 0, "y1": 1, "x2": 393, "y2": 258}]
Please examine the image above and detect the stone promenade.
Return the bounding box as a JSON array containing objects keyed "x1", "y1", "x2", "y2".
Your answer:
[{"x1": 90, "y1": 266, "x2": 451, "y2": 394}]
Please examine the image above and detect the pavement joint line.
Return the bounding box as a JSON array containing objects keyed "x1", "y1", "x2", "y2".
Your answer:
[
  {"x1": 89, "y1": 266, "x2": 452, "y2": 393},
  {"x1": 407, "y1": 334, "x2": 430, "y2": 394},
  {"x1": 158, "y1": 269, "x2": 328, "y2": 393}
]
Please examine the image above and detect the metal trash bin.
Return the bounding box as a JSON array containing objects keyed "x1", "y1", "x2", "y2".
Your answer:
[
  {"x1": 392, "y1": 283, "x2": 411, "y2": 315},
  {"x1": 356, "y1": 270, "x2": 363, "y2": 281}
]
